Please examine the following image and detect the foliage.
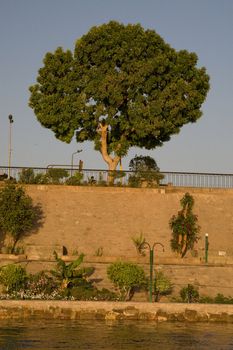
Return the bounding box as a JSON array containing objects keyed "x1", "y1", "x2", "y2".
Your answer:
[
  {"x1": 169, "y1": 192, "x2": 200, "y2": 258},
  {"x1": 18, "y1": 168, "x2": 49, "y2": 184},
  {"x1": 0, "y1": 184, "x2": 42, "y2": 252},
  {"x1": 199, "y1": 293, "x2": 233, "y2": 305},
  {"x1": 29, "y1": 21, "x2": 209, "y2": 174},
  {"x1": 129, "y1": 155, "x2": 164, "y2": 187},
  {"x1": 107, "y1": 261, "x2": 147, "y2": 301},
  {"x1": 154, "y1": 271, "x2": 173, "y2": 301},
  {"x1": 1, "y1": 245, "x2": 24, "y2": 255},
  {"x1": 69, "y1": 286, "x2": 118, "y2": 301},
  {"x1": 180, "y1": 284, "x2": 199, "y2": 303},
  {"x1": 132, "y1": 232, "x2": 146, "y2": 256},
  {"x1": 19, "y1": 168, "x2": 35, "y2": 184},
  {"x1": 65, "y1": 171, "x2": 83, "y2": 185},
  {"x1": 0, "y1": 264, "x2": 27, "y2": 292},
  {"x1": 26, "y1": 271, "x2": 57, "y2": 296},
  {"x1": 51, "y1": 251, "x2": 94, "y2": 289},
  {"x1": 46, "y1": 168, "x2": 69, "y2": 184}
]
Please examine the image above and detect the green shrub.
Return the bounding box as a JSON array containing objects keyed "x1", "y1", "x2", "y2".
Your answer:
[
  {"x1": 107, "y1": 261, "x2": 147, "y2": 301},
  {"x1": 66, "y1": 171, "x2": 83, "y2": 186},
  {"x1": 19, "y1": 168, "x2": 35, "y2": 184},
  {"x1": 68, "y1": 285, "x2": 113, "y2": 301},
  {"x1": 0, "y1": 264, "x2": 27, "y2": 292},
  {"x1": 214, "y1": 293, "x2": 233, "y2": 304},
  {"x1": 33, "y1": 173, "x2": 49, "y2": 184},
  {"x1": 46, "y1": 168, "x2": 69, "y2": 184},
  {"x1": 198, "y1": 293, "x2": 233, "y2": 304},
  {"x1": 180, "y1": 284, "x2": 199, "y2": 303},
  {"x1": 154, "y1": 271, "x2": 173, "y2": 301}
]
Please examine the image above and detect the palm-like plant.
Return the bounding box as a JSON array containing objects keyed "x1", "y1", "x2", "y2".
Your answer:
[{"x1": 51, "y1": 251, "x2": 94, "y2": 289}]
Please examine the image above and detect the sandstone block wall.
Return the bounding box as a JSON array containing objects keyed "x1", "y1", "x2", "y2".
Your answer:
[
  {"x1": 1, "y1": 185, "x2": 233, "y2": 298},
  {"x1": 22, "y1": 185, "x2": 233, "y2": 258}
]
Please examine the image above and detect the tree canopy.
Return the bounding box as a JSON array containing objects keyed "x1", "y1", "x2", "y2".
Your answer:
[
  {"x1": 128, "y1": 155, "x2": 164, "y2": 187},
  {"x1": 29, "y1": 21, "x2": 209, "y2": 172}
]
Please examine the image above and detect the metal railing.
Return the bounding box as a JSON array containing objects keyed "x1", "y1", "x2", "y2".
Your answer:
[{"x1": 1, "y1": 166, "x2": 233, "y2": 189}]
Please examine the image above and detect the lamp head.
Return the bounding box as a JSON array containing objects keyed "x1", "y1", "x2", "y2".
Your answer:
[{"x1": 8, "y1": 115, "x2": 14, "y2": 123}]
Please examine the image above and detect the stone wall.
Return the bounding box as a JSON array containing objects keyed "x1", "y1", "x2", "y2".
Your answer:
[
  {"x1": 1, "y1": 185, "x2": 233, "y2": 298},
  {"x1": 22, "y1": 185, "x2": 233, "y2": 258},
  {"x1": 0, "y1": 300, "x2": 233, "y2": 322}
]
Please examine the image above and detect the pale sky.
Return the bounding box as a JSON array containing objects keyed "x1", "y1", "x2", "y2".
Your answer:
[{"x1": 0, "y1": 0, "x2": 232, "y2": 172}]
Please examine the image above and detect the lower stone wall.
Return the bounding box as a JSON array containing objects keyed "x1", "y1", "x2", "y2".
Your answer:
[{"x1": 0, "y1": 300, "x2": 233, "y2": 322}]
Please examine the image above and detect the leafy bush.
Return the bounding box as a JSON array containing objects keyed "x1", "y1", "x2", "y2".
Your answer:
[
  {"x1": 180, "y1": 284, "x2": 199, "y2": 303},
  {"x1": 19, "y1": 168, "x2": 35, "y2": 184},
  {"x1": 199, "y1": 293, "x2": 233, "y2": 304},
  {"x1": 214, "y1": 293, "x2": 233, "y2": 304},
  {"x1": 154, "y1": 271, "x2": 173, "y2": 301},
  {"x1": 18, "y1": 169, "x2": 48, "y2": 184},
  {"x1": 65, "y1": 171, "x2": 83, "y2": 185},
  {"x1": 0, "y1": 264, "x2": 27, "y2": 292},
  {"x1": 107, "y1": 261, "x2": 147, "y2": 301},
  {"x1": 46, "y1": 168, "x2": 69, "y2": 184}
]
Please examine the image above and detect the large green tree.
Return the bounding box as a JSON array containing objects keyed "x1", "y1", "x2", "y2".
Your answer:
[{"x1": 29, "y1": 21, "x2": 209, "y2": 176}]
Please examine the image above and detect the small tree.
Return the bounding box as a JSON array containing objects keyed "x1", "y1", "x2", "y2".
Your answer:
[
  {"x1": 107, "y1": 261, "x2": 147, "y2": 300},
  {"x1": 169, "y1": 192, "x2": 200, "y2": 258},
  {"x1": 128, "y1": 155, "x2": 164, "y2": 187},
  {"x1": 0, "y1": 184, "x2": 42, "y2": 253}
]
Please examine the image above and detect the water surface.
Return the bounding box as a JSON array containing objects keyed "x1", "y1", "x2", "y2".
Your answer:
[{"x1": 0, "y1": 319, "x2": 233, "y2": 350}]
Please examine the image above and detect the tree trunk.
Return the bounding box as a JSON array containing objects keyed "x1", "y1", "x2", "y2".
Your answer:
[
  {"x1": 181, "y1": 234, "x2": 187, "y2": 257},
  {"x1": 98, "y1": 123, "x2": 120, "y2": 184}
]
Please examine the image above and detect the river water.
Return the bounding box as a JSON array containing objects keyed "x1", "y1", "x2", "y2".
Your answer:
[{"x1": 0, "y1": 319, "x2": 233, "y2": 350}]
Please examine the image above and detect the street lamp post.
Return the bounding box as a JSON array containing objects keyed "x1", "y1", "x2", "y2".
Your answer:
[
  {"x1": 141, "y1": 241, "x2": 164, "y2": 303},
  {"x1": 71, "y1": 149, "x2": 82, "y2": 176},
  {"x1": 8, "y1": 114, "x2": 14, "y2": 179}
]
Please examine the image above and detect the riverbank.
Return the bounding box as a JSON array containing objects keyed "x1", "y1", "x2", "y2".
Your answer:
[{"x1": 1, "y1": 300, "x2": 233, "y2": 322}]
